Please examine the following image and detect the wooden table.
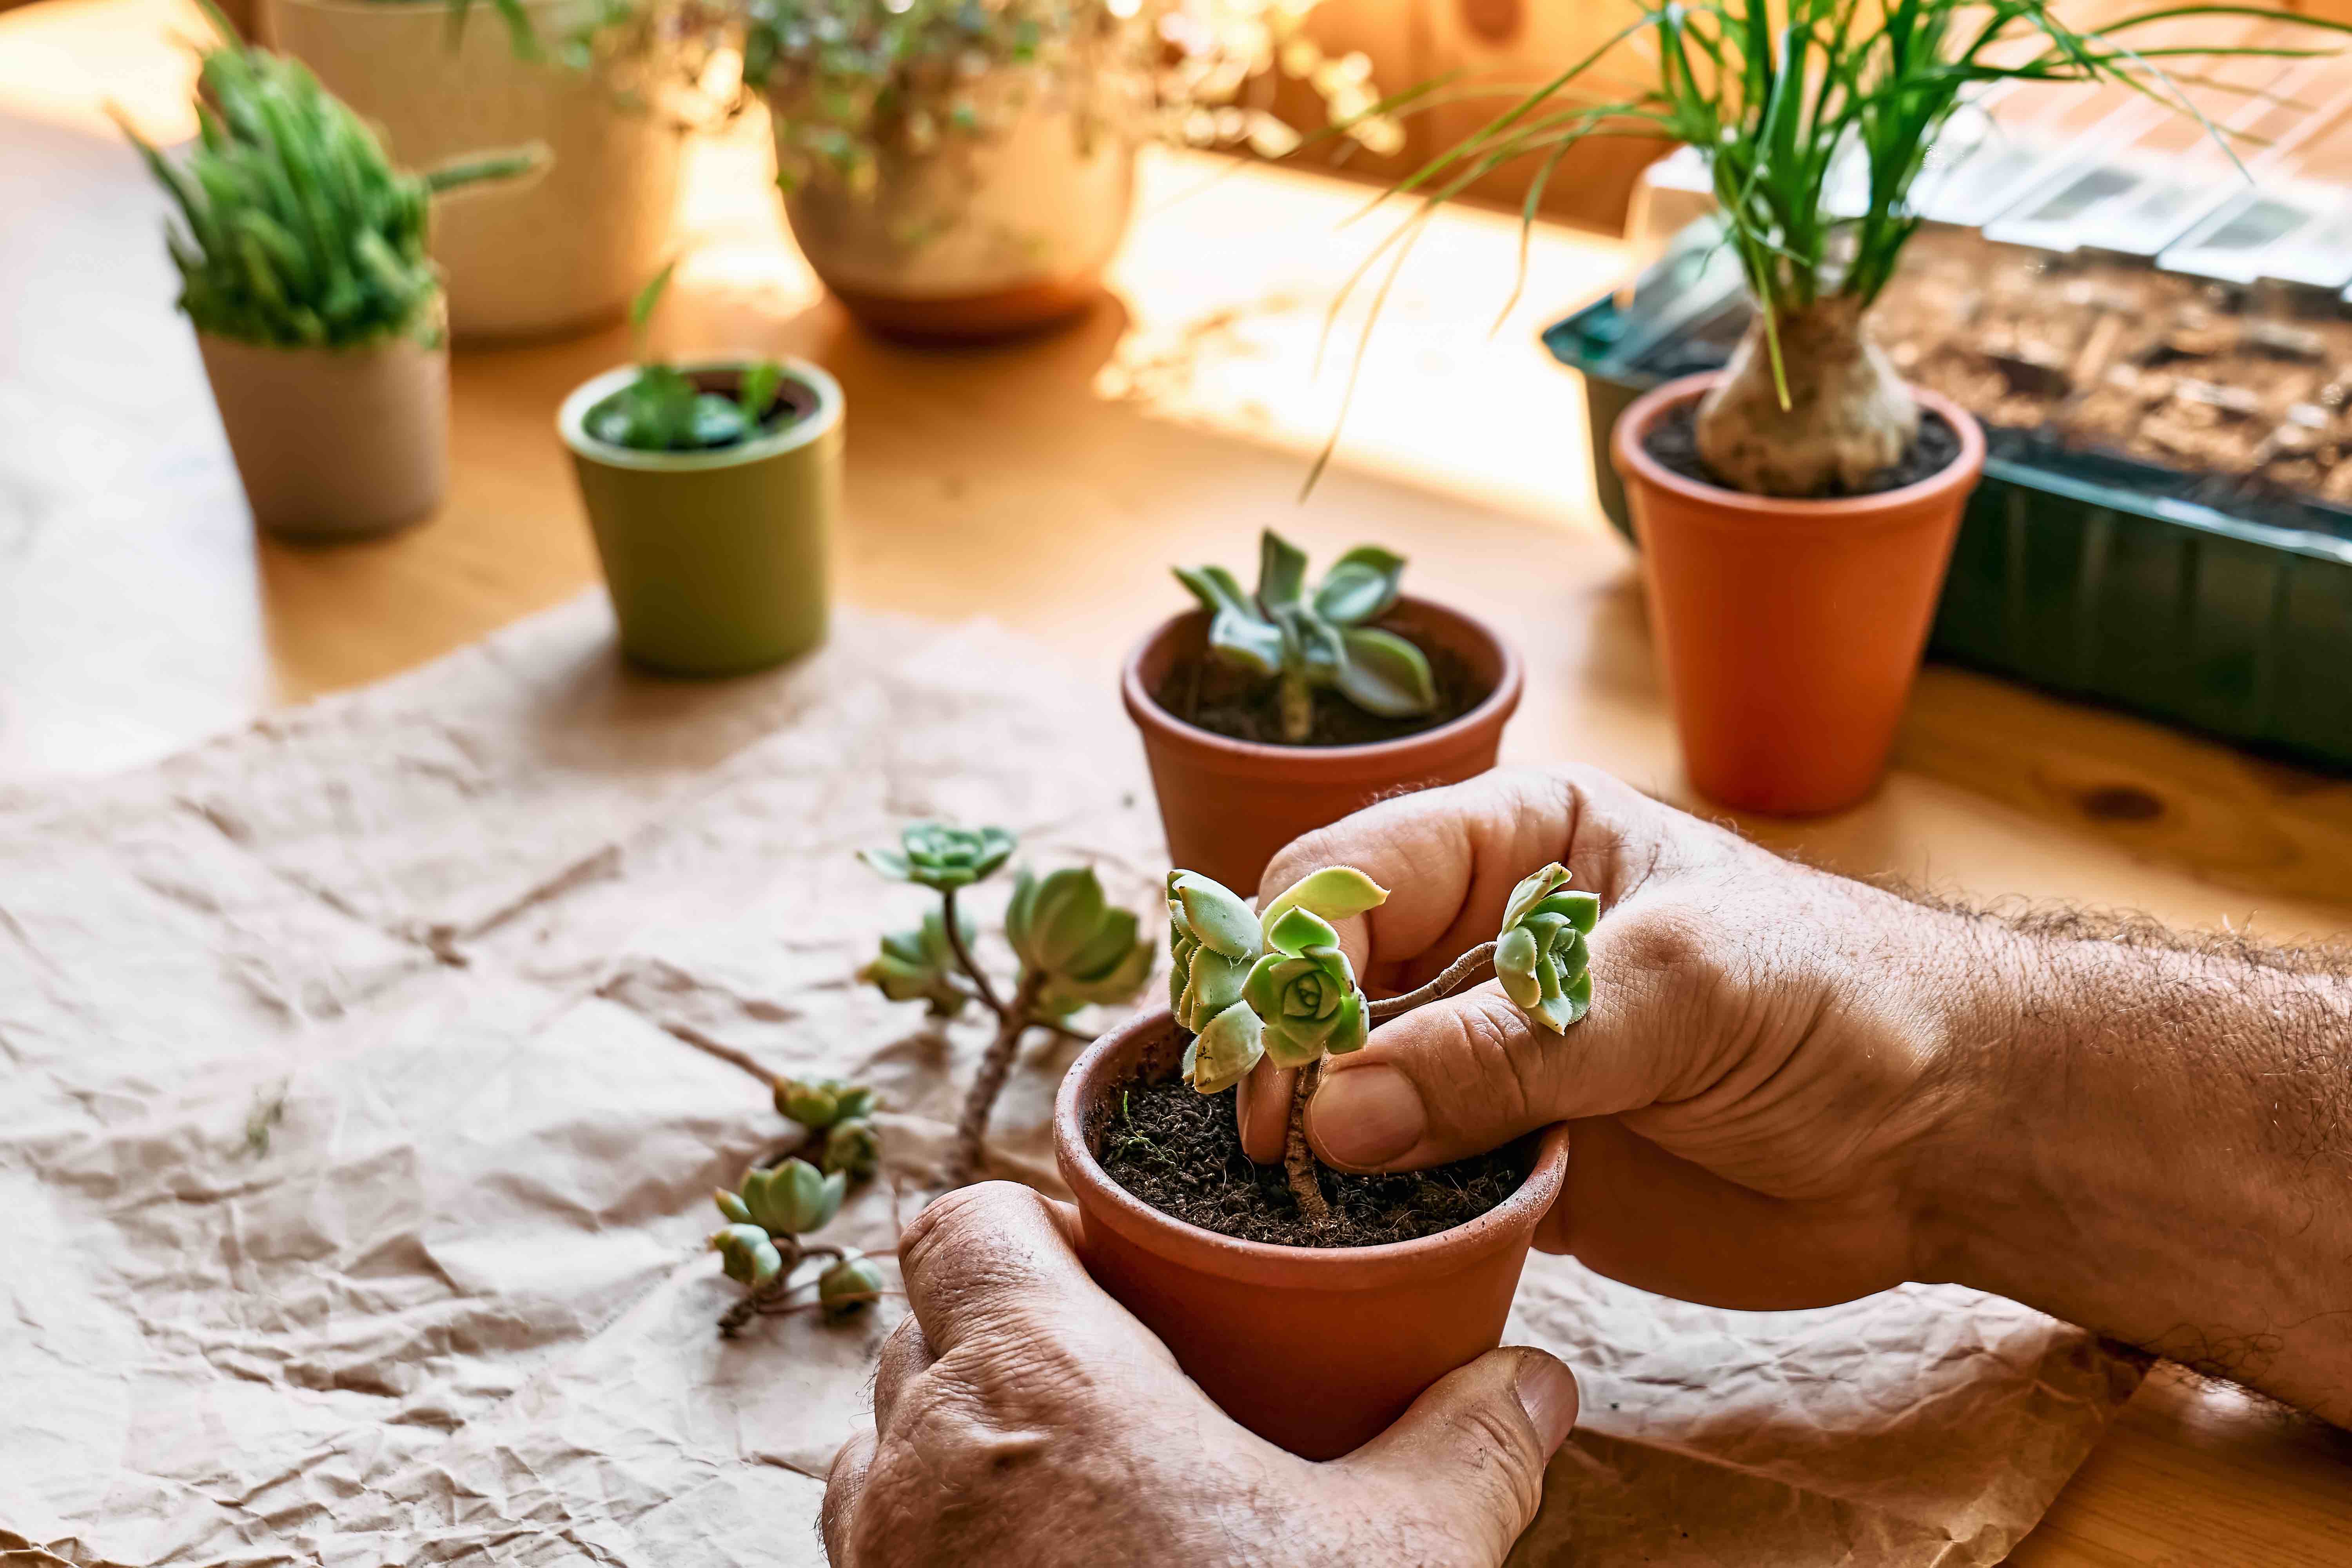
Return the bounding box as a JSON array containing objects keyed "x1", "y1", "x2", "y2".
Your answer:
[{"x1": 3, "y1": 1, "x2": 2348, "y2": 1559}]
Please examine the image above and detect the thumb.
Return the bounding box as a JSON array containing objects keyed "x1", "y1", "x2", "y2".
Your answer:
[
  {"x1": 1306, "y1": 903, "x2": 1706, "y2": 1171},
  {"x1": 1335, "y1": 1347, "x2": 1579, "y2": 1563}
]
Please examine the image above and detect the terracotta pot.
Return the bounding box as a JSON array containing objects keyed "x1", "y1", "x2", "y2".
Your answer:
[
  {"x1": 773, "y1": 63, "x2": 1138, "y2": 342},
  {"x1": 558, "y1": 359, "x2": 842, "y2": 675},
  {"x1": 1056, "y1": 1009, "x2": 1569, "y2": 1458},
  {"x1": 268, "y1": 0, "x2": 683, "y2": 342},
  {"x1": 1122, "y1": 596, "x2": 1523, "y2": 897},
  {"x1": 196, "y1": 330, "x2": 448, "y2": 541},
  {"x1": 1613, "y1": 373, "x2": 1986, "y2": 815}
]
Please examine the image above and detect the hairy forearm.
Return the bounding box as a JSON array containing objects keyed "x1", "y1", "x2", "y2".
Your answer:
[{"x1": 1922, "y1": 906, "x2": 2352, "y2": 1421}]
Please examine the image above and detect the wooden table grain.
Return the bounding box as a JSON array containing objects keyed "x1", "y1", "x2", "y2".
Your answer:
[{"x1": 2, "y1": 2, "x2": 2347, "y2": 1560}]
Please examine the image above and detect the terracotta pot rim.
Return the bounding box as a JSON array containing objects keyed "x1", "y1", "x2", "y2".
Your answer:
[
  {"x1": 1054, "y1": 1009, "x2": 1571, "y2": 1290},
  {"x1": 1613, "y1": 372, "x2": 1987, "y2": 532},
  {"x1": 558, "y1": 358, "x2": 844, "y2": 472},
  {"x1": 1120, "y1": 594, "x2": 1525, "y2": 780}
]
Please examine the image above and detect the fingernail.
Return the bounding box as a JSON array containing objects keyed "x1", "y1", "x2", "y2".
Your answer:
[
  {"x1": 1308, "y1": 1064, "x2": 1426, "y2": 1168},
  {"x1": 1515, "y1": 1354, "x2": 1580, "y2": 1456}
]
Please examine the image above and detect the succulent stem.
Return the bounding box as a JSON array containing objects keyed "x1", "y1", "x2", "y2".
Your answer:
[
  {"x1": 1277, "y1": 670, "x2": 1314, "y2": 744},
  {"x1": 1284, "y1": 1059, "x2": 1332, "y2": 1225},
  {"x1": 947, "y1": 968, "x2": 1048, "y2": 1187},
  {"x1": 1366, "y1": 941, "x2": 1499, "y2": 1025},
  {"x1": 938, "y1": 886, "x2": 1006, "y2": 1015}
]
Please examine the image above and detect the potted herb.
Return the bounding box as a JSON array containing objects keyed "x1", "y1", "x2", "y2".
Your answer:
[
  {"x1": 1053, "y1": 862, "x2": 1593, "y2": 1457},
  {"x1": 1402, "y1": 0, "x2": 2337, "y2": 813},
  {"x1": 120, "y1": 15, "x2": 540, "y2": 539},
  {"x1": 557, "y1": 264, "x2": 844, "y2": 674},
  {"x1": 739, "y1": 0, "x2": 1405, "y2": 339},
  {"x1": 1122, "y1": 529, "x2": 1522, "y2": 895},
  {"x1": 266, "y1": 0, "x2": 686, "y2": 339}
]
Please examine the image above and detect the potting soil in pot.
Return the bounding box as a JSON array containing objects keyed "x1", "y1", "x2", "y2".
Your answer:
[
  {"x1": 1098, "y1": 1067, "x2": 1523, "y2": 1248},
  {"x1": 1642, "y1": 404, "x2": 1965, "y2": 496},
  {"x1": 1150, "y1": 624, "x2": 1490, "y2": 747}
]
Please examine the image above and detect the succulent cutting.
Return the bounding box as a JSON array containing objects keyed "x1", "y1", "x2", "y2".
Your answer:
[
  {"x1": 1174, "y1": 529, "x2": 1436, "y2": 744},
  {"x1": 709, "y1": 1158, "x2": 885, "y2": 1331},
  {"x1": 860, "y1": 822, "x2": 1152, "y2": 1184},
  {"x1": 1169, "y1": 860, "x2": 1595, "y2": 1224}
]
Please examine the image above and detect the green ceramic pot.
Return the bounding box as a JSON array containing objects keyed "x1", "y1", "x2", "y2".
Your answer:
[{"x1": 559, "y1": 359, "x2": 843, "y2": 675}]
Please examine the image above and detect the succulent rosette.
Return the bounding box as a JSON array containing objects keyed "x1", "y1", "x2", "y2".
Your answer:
[
  {"x1": 1006, "y1": 864, "x2": 1154, "y2": 1016},
  {"x1": 858, "y1": 907, "x2": 976, "y2": 1017},
  {"x1": 1494, "y1": 862, "x2": 1599, "y2": 1033},
  {"x1": 1168, "y1": 866, "x2": 1389, "y2": 1091},
  {"x1": 820, "y1": 1116, "x2": 881, "y2": 1179},
  {"x1": 1243, "y1": 906, "x2": 1369, "y2": 1067},
  {"x1": 716, "y1": 1157, "x2": 846, "y2": 1238},
  {"x1": 859, "y1": 822, "x2": 1016, "y2": 891}
]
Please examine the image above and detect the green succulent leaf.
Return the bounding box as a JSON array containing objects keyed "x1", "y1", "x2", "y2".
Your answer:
[
  {"x1": 1175, "y1": 940, "x2": 1253, "y2": 1033},
  {"x1": 862, "y1": 822, "x2": 1015, "y2": 891},
  {"x1": 709, "y1": 1223, "x2": 783, "y2": 1289},
  {"x1": 822, "y1": 1117, "x2": 882, "y2": 1180},
  {"x1": 1183, "y1": 998, "x2": 1264, "y2": 1093},
  {"x1": 1494, "y1": 862, "x2": 1595, "y2": 1034},
  {"x1": 1258, "y1": 866, "x2": 1388, "y2": 933},
  {"x1": 1167, "y1": 871, "x2": 1262, "y2": 961},
  {"x1": 775, "y1": 1078, "x2": 841, "y2": 1129},
  {"x1": 1176, "y1": 564, "x2": 1286, "y2": 677},
  {"x1": 1245, "y1": 913, "x2": 1369, "y2": 1067},
  {"x1": 818, "y1": 1250, "x2": 887, "y2": 1316},
  {"x1": 1256, "y1": 529, "x2": 1310, "y2": 611},
  {"x1": 859, "y1": 906, "x2": 976, "y2": 1018},
  {"x1": 1314, "y1": 546, "x2": 1407, "y2": 625},
  {"x1": 713, "y1": 1188, "x2": 752, "y2": 1225},
  {"x1": 1335, "y1": 627, "x2": 1438, "y2": 718},
  {"x1": 738, "y1": 1158, "x2": 846, "y2": 1236}
]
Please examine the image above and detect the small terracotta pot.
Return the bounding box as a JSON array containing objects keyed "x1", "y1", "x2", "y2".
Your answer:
[
  {"x1": 196, "y1": 330, "x2": 448, "y2": 541},
  {"x1": 1613, "y1": 373, "x2": 1986, "y2": 815},
  {"x1": 1055, "y1": 1009, "x2": 1570, "y2": 1460},
  {"x1": 1122, "y1": 597, "x2": 1523, "y2": 897}
]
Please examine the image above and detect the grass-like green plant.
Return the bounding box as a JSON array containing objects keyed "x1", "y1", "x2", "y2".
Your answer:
[
  {"x1": 119, "y1": 12, "x2": 543, "y2": 350},
  {"x1": 858, "y1": 823, "x2": 1152, "y2": 1185},
  {"x1": 1363, "y1": 0, "x2": 2348, "y2": 497},
  {"x1": 1169, "y1": 862, "x2": 1591, "y2": 1227},
  {"x1": 583, "y1": 262, "x2": 793, "y2": 451},
  {"x1": 1174, "y1": 528, "x2": 1436, "y2": 744}
]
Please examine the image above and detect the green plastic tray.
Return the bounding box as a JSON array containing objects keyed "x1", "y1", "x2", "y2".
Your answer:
[{"x1": 1545, "y1": 261, "x2": 2352, "y2": 773}]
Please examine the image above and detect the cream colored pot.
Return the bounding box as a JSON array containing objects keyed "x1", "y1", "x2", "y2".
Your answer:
[
  {"x1": 197, "y1": 330, "x2": 449, "y2": 541},
  {"x1": 267, "y1": 0, "x2": 682, "y2": 341},
  {"x1": 775, "y1": 64, "x2": 1139, "y2": 339}
]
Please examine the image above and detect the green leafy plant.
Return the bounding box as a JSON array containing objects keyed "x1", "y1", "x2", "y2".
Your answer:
[
  {"x1": 1174, "y1": 528, "x2": 1436, "y2": 744},
  {"x1": 710, "y1": 1158, "x2": 884, "y2": 1332},
  {"x1": 860, "y1": 822, "x2": 1152, "y2": 1184},
  {"x1": 1169, "y1": 862, "x2": 1593, "y2": 1225},
  {"x1": 1371, "y1": 0, "x2": 2349, "y2": 497},
  {"x1": 583, "y1": 262, "x2": 793, "y2": 451},
  {"x1": 118, "y1": 9, "x2": 544, "y2": 350}
]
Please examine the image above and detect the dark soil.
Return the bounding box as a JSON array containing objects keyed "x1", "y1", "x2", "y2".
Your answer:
[
  {"x1": 1152, "y1": 624, "x2": 1488, "y2": 748},
  {"x1": 1096, "y1": 1066, "x2": 1524, "y2": 1249},
  {"x1": 1643, "y1": 401, "x2": 1964, "y2": 496}
]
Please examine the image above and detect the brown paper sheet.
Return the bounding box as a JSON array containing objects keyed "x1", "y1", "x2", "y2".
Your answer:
[{"x1": 0, "y1": 595, "x2": 2138, "y2": 1565}]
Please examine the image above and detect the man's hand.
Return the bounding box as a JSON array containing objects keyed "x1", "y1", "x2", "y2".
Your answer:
[
  {"x1": 822, "y1": 1182, "x2": 1582, "y2": 1568},
  {"x1": 1242, "y1": 766, "x2": 2352, "y2": 1421}
]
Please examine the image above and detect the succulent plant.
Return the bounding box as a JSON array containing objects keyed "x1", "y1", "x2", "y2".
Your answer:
[
  {"x1": 860, "y1": 821, "x2": 1017, "y2": 891},
  {"x1": 586, "y1": 263, "x2": 794, "y2": 453},
  {"x1": 817, "y1": 1250, "x2": 886, "y2": 1318},
  {"x1": 119, "y1": 13, "x2": 543, "y2": 351},
  {"x1": 719, "y1": 1158, "x2": 846, "y2": 1237},
  {"x1": 710, "y1": 1221, "x2": 786, "y2": 1289},
  {"x1": 820, "y1": 1116, "x2": 882, "y2": 1180},
  {"x1": 1494, "y1": 863, "x2": 1599, "y2": 1034},
  {"x1": 773, "y1": 1076, "x2": 876, "y2": 1129},
  {"x1": 1174, "y1": 530, "x2": 1436, "y2": 743},
  {"x1": 1246, "y1": 907, "x2": 1370, "y2": 1068},
  {"x1": 859, "y1": 823, "x2": 1150, "y2": 1185},
  {"x1": 1168, "y1": 866, "x2": 1387, "y2": 1095}
]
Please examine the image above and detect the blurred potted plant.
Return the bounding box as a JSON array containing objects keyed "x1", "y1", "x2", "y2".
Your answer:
[
  {"x1": 559, "y1": 263, "x2": 844, "y2": 672},
  {"x1": 1399, "y1": 0, "x2": 2338, "y2": 813},
  {"x1": 121, "y1": 14, "x2": 540, "y2": 539},
  {"x1": 1123, "y1": 528, "x2": 1521, "y2": 895},
  {"x1": 1055, "y1": 862, "x2": 1590, "y2": 1457},
  {"x1": 266, "y1": 0, "x2": 689, "y2": 339},
  {"x1": 739, "y1": 0, "x2": 1405, "y2": 339}
]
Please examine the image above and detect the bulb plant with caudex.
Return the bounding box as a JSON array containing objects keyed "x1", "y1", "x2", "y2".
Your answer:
[
  {"x1": 1174, "y1": 529, "x2": 1437, "y2": 745},
  {"x1": 582, "y1": 262, "x2": 795, "y2": 452},
  {"x1": 859, "y1": 823, "x2": 1152, "y2": 1185},
  {"x1": 118, "y1": 6, "x2": 544, "y2": 352},
  {"x1": 1385, "y1": 0, "x2": 2348, "y2": 497},
  {"x1": 1168, "y1": 860, "x2": 1595, "y2": 1226}
]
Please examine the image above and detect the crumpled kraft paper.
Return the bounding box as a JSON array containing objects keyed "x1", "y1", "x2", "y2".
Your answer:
[{"x1": 0, "y1": 593, "x2": 2140, "y2": 1566}]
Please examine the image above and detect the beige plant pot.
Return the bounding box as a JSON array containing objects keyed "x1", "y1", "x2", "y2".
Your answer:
[
  {"x1": 266, "y1": 0, "x2": 683, "y2": 341},
  {"x1": 775, "y1": 64, "x2": 1140, "y2": 339},
  {"x1": 196, "y1": 330, "x2": 449, "y2": 541}
]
